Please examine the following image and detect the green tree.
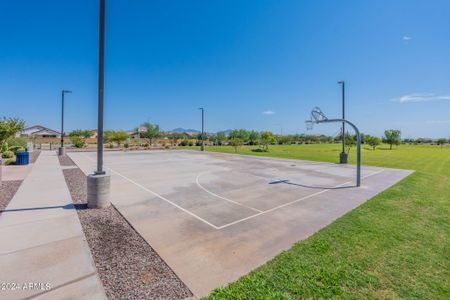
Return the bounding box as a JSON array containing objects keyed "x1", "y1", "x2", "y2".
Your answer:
[
  {"x1": 344, "y1": 133, "x2": 356, "y2": 153},
  {"x1": 260, "y1": 131, "x2": 276, "y2": 151},
  {"x1": 384, "y1": 129, "x2": 402, "y2": 150},
  {"x1": 6, "y1": 137, "x2": 27, "y2": 149},
  {"x1": 229, "y1": 137, "x2": 243, "y2": 153},
  {"x1": 229, "y1": 129, "x2": 250, "y2": 144},
  {"x1": 360, "y1": 133, "x2": 366, "y2": 144},
  {"x1": 103, "y1": 130, "x2": 115, "y2": 144},
  {"x1": 139, "y1": 122, "x2": 160, "y2": 146},
  {"x1": 277, "y1": 135, "x2": 294, "y2": 145},
  {"x1": 248, "y1": 130, "x2": 261, "y2": 145},
  {"x1": 112, "y1": 131, "x2": 129, "y2": 147},
  {"x1": 0, "y1": 117, "x2": 25, "y2": 150},
  {"x1": 366, "y1": 135, "x2": 382, "y2": 150},
  {"x1": 69, "y1": 129, "x2": 93, "y2": 139},
  {"x1": 103, "y1": 130, "x2": 129, "y2": 147},
  {"x1": 436, "y1": 138, "x2": 447, "y2": 147},
  {"x1": 214, "y1": 131, "x2": 227, "y2": 146},
  {"x1": 196, "y1": 133, "x2": 208, "y2": 146},
  {"x1": 1, "y1": 142, "x2": 8, "y2": 153}
]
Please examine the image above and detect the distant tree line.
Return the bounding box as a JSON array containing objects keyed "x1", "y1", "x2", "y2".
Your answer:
[
  {"x1": 1, "y1": 116, "x2": 448, "y2": 154},
  {"x1": 63, "y1": 122, "x2": 449, "y2": 151}
]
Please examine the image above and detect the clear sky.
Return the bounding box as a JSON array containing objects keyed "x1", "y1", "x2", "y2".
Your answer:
[{"x1": 1, "y1": 0, "x2": 449, "y2": 138}]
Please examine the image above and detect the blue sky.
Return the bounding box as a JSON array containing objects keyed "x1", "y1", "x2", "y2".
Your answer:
[{"x1": 1, "y1": 0, "x2": 449, "y2": 138}]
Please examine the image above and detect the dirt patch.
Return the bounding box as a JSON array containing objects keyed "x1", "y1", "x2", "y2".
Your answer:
[{"x1": 61, "y1": 156, "x2": 192, "y2": 299}]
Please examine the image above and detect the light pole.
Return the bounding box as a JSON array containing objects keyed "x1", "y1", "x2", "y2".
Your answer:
[
  {"x1": 59, "y1": 90, "x2": 72, "y2": 156},
  {"x1": 87, "y1": 0, "x2": 110, "y2": 209},
  {"x1": 338, "y1": 80, "x2": 348, "y2": 164},
  {"x1": 198, "y1": 107, "x2": 205, "y2": 151}
]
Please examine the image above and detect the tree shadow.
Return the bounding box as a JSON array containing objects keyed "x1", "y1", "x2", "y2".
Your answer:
[{"x1": 251, "y1": 148, "x2": 268, "y2": 153}]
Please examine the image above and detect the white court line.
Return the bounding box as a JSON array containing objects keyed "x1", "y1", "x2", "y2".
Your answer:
[
  {"x1": 105, "y1": 167, "x2": 222, "y2": 230},
  {"x1": 196, "y1": 172, "x2": 263, "y2": 213},
  {"x1": 82, "y1": 153, "x2": 384, "y2": 230},
  {"x1": 82, "y1": 154, "x2": 221, "y2": 230},
  {"x1": 215, "y1": 169, "x2": 385, "y2": 229}
]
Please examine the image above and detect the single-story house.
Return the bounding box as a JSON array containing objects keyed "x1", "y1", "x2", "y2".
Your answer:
[{"x1": 19, "y1": 125, "x2": 61, "y2": 138}]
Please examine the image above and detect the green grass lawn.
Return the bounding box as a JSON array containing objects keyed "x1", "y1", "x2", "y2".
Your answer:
[{"x1": 182, "y1": 144, "x2": 450, "y2": 299}]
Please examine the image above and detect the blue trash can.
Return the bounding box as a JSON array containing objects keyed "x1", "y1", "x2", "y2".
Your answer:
[{"x1": 16, "y1": 152, "x2": 29, "y2": 165}]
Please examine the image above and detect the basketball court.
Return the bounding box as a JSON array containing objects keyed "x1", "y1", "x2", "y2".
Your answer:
[{"x1": 68, "y1": 150, "x2": 412, "y2": 296}]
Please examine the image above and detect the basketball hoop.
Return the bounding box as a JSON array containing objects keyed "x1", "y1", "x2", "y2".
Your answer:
[
  {"x1": 303, "y1": 105, "x2": 362, "y2": 187},
  {"x1": 311, "y1": 107, "x2": 328, "y2": 122}
]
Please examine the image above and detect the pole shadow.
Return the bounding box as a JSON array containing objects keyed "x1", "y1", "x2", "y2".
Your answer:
[
  {"x1": 269, "y1": 179, "x2": 356, "y2": 189},
  {"x1": 0, "y1": 203, "x2": 87, "y2": 213}
]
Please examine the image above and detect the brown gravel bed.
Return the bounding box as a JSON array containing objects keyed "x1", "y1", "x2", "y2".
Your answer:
[
  {"x1": 29, "y1": 150, "x2": 41, "y2": 163},
  {"x1": 58, "y1": 154, "x2": 76, "y2": 166},
  {"x1": 0, "y1": 180, "x2": 23, "y2": 214},
  {"x1": 61, "y1": 156, "x2": 192, "y2": 299}
]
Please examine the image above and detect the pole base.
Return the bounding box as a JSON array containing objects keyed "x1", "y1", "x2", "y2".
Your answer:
[
  {"x1": 87, "y1": 173, "x2": 111, "y2": 209},
  {"x1": 58, "y1": 147, "x2": 66, "y2": 156},
  {"x1": 339, "y1": 152, "x2": 348, "y2": 164},
  {"x1": 200, "y1": 145, "x2": 205, "y2": 151}
]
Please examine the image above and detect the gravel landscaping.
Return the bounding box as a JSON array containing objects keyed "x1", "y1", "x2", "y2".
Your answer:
[
  {"x1": 0, "y1": 180, "x2": 22, "y2": 214},
  {"x1": 58, "y1": 154, "x2": 76, "y2": 166},
  {"x1": 61, "y1": 156, "x2": 192, "y2": 299},
  {"x1": 29, "y1": 150, "x2": 41, "y2": 163}
]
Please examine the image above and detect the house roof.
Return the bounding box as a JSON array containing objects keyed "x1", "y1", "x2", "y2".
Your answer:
[
  {"x1": 22, "y1": 125, "x2": 60, "y2": 135},
  {"x1": 32, "y1": 128, "x2": 61, "y2": 135}
]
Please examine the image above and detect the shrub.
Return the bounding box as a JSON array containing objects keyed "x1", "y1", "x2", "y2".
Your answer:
[
  {"x1": 180, "y1": 140, "x2": 189, "y2": 146},
  {"x1": 164, "y1": 144, "x2": 170, "y2": 149},
  {"x1": 437, "y1": 138, "x2": 447, "y2": 147},
  {"x1": 70, "y1": 136, "x2": 85, "y2": 148},
  {"x1": 16, "y1": 147, "x2": 26, "y2": 152},
  {"x1": 2, "y1": 150, "x2": 14, "y2": 158},
  {"x1": 8, "y1": 146, "x2": 22, "y2": 153},
  {"x1": 1, "y1": 142, "x2": 8, "y2": 153},
  {"x1": 5, "y1": 159, "x2": 16, "y2": 165},
  {"x1": 6, "y1": 137, "x2": 27, "y2": 149}
]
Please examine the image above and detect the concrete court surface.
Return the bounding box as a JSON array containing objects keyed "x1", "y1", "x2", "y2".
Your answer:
[
  {"x1": 69, "y1": 150, "x2": 412, "y2": 296},
  {"x1": 0, "y1": 151, "x2": 106, "y2": 300}
]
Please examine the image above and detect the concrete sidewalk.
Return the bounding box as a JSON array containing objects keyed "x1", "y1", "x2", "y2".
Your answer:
[{"x1": 0, "y1": 151, "x2": 106, "y2": 300}]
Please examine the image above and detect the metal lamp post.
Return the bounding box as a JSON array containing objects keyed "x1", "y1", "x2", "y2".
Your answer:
[
  {"x1": 87, "y1": 0, "x2": 110, "y2": 209},
  {"x1": 59, "y1": 90, "x2": 72, "y2": 156},
  {"x1": 338, "y1": 80, "x2": 348, "y2": 164},
  {"x1": 198, "y1": 108, "x2": 205, "y2": 151}
]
